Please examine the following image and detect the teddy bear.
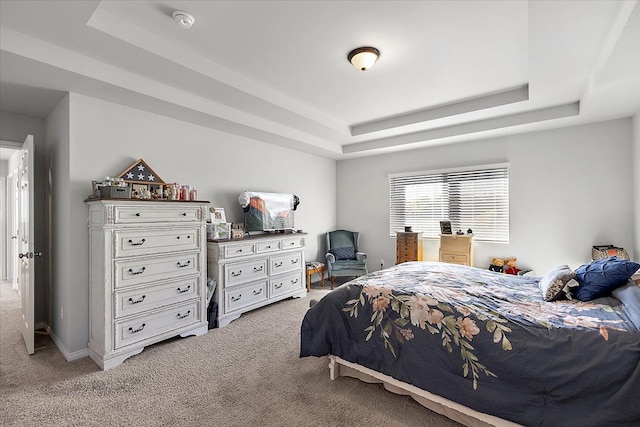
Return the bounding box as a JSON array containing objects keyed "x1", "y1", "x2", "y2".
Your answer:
[
  {"x1": 489, "y1": 258, "x2": 505, "y2": 273},
  {"x1": 503, "y1": 257, "x2": 521, "y2": 275}
]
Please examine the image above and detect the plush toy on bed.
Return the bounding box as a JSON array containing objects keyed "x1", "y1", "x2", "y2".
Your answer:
[
  {"x1": 504, "y1": 258, "x2": 521, "y2": 275},
  {"x1": 489, "y1": 258, "x2": 505, "y2": 273}
]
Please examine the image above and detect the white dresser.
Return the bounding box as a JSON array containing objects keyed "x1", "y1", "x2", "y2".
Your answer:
[
  {"x1": 86, "y1": 199, "x2": 209, "y2": 369},
  {"x1": 208, "y1": 233, "x2": 306, "y2": 327}
]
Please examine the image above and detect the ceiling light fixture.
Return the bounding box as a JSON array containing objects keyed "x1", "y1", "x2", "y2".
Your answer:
[
  {"x1": 172, "y1": 10, "x2": 195, "y2": 29},
  {"x1": 347, "y1": 47, "x2": 380, "y2": 71}
]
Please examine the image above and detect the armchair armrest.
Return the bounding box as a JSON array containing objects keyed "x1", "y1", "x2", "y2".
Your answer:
[
  {"x1": 326, "y1": 252, "x2": 336, "y2": 263},
  {"x1": 356, "y1": 252, "x2": 367, "y2": 262}
]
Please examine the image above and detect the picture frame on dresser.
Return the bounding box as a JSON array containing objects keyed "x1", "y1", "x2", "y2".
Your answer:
[{"x1": 440, "y1": 220, "x2": 452, "y2": 234}]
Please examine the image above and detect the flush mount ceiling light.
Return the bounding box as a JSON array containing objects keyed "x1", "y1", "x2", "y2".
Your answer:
[
  {"x1": 347, "y1": 47, "x2": 380, "y2": 71},
  {"x1": 172, "y1": 10, "x2": 195, "y2": 29}
]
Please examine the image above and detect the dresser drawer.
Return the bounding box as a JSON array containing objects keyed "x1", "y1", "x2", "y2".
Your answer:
[
  {"x1": 224, "y1": 242, "x2": 255, "y2": 258},
  {"x1": 281, "y1": 237, "x2": 303, "y2": 250},
  {"x1": 114, "y1": 227, "x2": 200, "y2": 258},
  {"x1": 225, "y1": 258, "x2": 268, "y2": 287},
  {"x1": 442, "y1": 253, "x2": 470, "y2": 265},
  {"x1": 256, "y1": 240, "x2": 280, "y2": 254},
  {"x1": 271, "y1": 252, "x2": 302, "y2": 275},
  {"x1": 114, "y1": 276, "x2": 199, "y2": 318},
  {"x1": 114, "y1": 206, "x2": 202, "y2": 224},
  {"x1": 270, "y1": 271, "x2": 303, "y2": 298},
  {"x1": 114, "y1": 301, "x2": 199, "y2": 349},
  {"x1": 115, "y1": 252, "x2": 200, "y2": 289},
  {"x1": 225, "y1": 280, "x2": 268, "y2": 312}
]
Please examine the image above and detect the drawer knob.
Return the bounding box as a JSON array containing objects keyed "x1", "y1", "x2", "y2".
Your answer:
[
  {"x1": 231, "y1": 294, "x2": 242, "y2": 302},
  {"x1": 128, "y1": 267, "x2": 146, "y2": 275},
  {"x1": 177, "y1": 285, "x2": 191, "y2": 294},
  {"x1": 290, "y1": 242, "x2": 295, "y2": 246},
  {"x1": 128, "y1": 323, "x2": 146, "y2": 334},
  {"x1": 266, "y1": 245, "x2": 271, "y2": 249},
  {"x1": 253, "y1": 288, "x2": 263, "y2": 295},
  {"x1": 135, "y1": 213, "x2": 141, "y2": 217},
  {"x1": 177, "y1": 260, "x2": 191, "y2": 268},
  {"x1": 176, "y1": 310, "x2": 191, "y2": 319},
  {"x1": 128, "y1": 295, "x2": 146, "y2": 304},
  {"x1": 253, "y1": 266, "x2": 263, "y2": 272},
  {"x1": 237, "y1": 249, "x2": 243, "y2": 253},
  {"x1": 128, "y1": 238, "x2": 146, "y2": 246},
  {"x1": 231, "y1": 270, "x2": 242, "y2": 277},
  {"x1": 182, "y1": 212, "x2": 187, "y2": 216},
  {"x1": 275, "y1": 262, "x2": 283, "y2": 268}
]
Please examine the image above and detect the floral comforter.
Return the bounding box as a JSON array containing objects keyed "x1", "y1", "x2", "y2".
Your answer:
[{"x1": 300, "y1": 262, "x2": 640, "y2": 427}]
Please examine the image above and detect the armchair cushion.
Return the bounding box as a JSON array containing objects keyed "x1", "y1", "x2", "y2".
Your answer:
[{"x1": 330, "y1": 247, "x2": 356, "y2": 260}]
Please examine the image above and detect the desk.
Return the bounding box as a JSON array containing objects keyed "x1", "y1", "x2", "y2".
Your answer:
[{"x1": 305, "y1": 262, "x2": 325, "y2": 292}]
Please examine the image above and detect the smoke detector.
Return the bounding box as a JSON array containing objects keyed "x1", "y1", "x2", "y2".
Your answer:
[{"x1": 172, "y1": 10, "x2": 195, "y2": 29}]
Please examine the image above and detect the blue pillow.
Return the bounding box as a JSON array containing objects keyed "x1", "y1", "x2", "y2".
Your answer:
[
  {"x1": 574, "y1": 257, "x2": 640, "y2": 301},
  {"x1": 330, "y1": 247, "x2": 356, "y2": 260}
]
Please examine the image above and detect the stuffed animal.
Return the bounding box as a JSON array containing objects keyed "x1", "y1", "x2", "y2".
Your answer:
[
  {"x1": 489, "y1": 258, "x2": 505, "y2": 273},
  {"x1": 504, "y1": 257, "x2": 521, "y2": 275}
]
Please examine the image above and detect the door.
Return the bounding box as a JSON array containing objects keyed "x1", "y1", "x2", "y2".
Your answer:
[{"x1": 18, "y1": 135, "x2": 36, "y2": 355}]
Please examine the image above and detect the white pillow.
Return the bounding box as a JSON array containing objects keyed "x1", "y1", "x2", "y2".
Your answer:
[{"x1": 538, "y1": 265, "x2": 579, "y2": 302}]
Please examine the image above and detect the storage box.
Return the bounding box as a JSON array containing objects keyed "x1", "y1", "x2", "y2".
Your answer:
[
  {"x1": 592, "y1": 245, "x2": 629, "y2": 261},
  {"x1": 207, "y1": 222, "x2": 231, "y2": 240},
  {"x1": 99, "y1": 186, "x2": 131, "y2": 199}
]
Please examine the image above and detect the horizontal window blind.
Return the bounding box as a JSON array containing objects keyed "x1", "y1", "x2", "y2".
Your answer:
[{"x1": 389, "y1": 165, "x2": 509, "y2": 243}]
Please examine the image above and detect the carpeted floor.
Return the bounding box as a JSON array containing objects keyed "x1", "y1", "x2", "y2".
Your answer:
[{"x1": 0, "y1": 279, "x2": 461, "y2": 426}]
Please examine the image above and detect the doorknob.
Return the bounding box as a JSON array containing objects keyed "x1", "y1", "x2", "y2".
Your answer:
[{"x1": 18, "y1": 252, "x2": 43, "y2": 259}]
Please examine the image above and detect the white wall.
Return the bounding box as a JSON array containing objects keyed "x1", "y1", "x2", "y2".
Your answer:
[
  {"x1": 53, "y1": 93, "x2": 336, "y2": 356},
  {"x1": 337, "y1": 118, "x2": 634, "y2": 276},
  {"x1": 633, "y1": 113, "x2": 640, "y2": 260}
]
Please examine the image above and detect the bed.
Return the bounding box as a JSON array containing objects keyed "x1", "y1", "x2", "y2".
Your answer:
[{"x1": 300, "y1": 261, "x2": 640, "y2": 427}]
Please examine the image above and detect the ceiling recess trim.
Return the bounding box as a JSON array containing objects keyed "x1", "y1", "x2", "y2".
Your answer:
[
  {"x1": 350, "y1": 84, "x2": 530, "y2": 136},
  {"x1": 344, "y1": 101, "x2": 580, "y2": 154}
]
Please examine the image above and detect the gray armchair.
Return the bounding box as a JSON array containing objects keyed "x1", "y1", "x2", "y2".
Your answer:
[{"x1": 325, "y1": 230, "x2": 368, "y2": 288}]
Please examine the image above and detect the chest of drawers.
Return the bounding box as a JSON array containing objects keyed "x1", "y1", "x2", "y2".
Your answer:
[
  {"x1": 439, "y1": 234, "x2": 474, "y2": 266},
  {"x1": 396, "y1": 232, "x2": 423, "y2": 264},
  {"x1": 208, "y1": 233, "x2": 306, "y2": 327},
  {"x1": 86, "y1": 199, "x2": 209, "y2": 369}
]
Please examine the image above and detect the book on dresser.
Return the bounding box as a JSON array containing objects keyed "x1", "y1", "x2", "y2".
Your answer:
[
  {"x1": 86, "y1": 199, "x2": 210, "y2": 370},
  {"x1": 207, "y1": 233, "x2": 307, "y2": 328}
]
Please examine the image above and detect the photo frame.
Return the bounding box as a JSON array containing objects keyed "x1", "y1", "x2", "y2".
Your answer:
[
  {"x1": 210, "y1": 207, "x2": 226, "y2": 223},
  {"x1": 440, "y1": 220, "x2": 452, "y2": 234}
]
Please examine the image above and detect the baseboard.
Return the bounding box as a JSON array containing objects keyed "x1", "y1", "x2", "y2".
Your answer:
[{"x1": 47, "y1": 326, "x2": 90, "y2": 362}]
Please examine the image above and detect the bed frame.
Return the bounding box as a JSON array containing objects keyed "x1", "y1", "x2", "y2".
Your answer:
[{"x1": 328, "y1": 355, "x2": 521, "y2": 427}]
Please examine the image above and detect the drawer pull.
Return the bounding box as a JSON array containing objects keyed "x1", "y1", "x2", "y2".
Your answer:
[
  {"x1": 290, "y1": 242, "x2": 296, "y2": 246},
  {"x1": 231, "y1": 270, "x2": 242, "y2": 277},
  {"x1": 231, "y1": 294, "x2": 242, "y2": 302},
  {"x1": 176, "y1": 310, "x2": 191, "y2": 319},
  {"x1": 275, "y1": 283, "x2": 283, "y2": 289},
  {"x1": 128, "y1": 238, "x2": 146, "y2": 246},
  {"x1": 253, "y1": 266, "x2": 263, "y2": 272},
  {"x1": 135, "y1": 213, "x2": 141, "y2": 217},
  {"x1": 253, "y1": 289, "x2": 263, "y2": 295},
  {"x1": 177, "y1": 285, "x2": 191, "y2": 294},
  {"x1": 128, "y1": 267, "x2": 146, "y2": 275},
  {"x1": 182, "y1": 212, "x2": 187, "y2": 216},
  {"x1": 177, "y1": 260, "x2": 191, "y2": 268},
  {"x1": 237, "y1": 249, "x2": 244, "y2": 253},
  {"x1": 291, "y1": 278, "x2": 299, "y2": 284},
  {"x1": 128, "y1": 295, "x2": 146, "y2": 304},
  {"x1": 291, "y1": 259, "x2": 299, "y2": 264},
  {"x1": 275, "y1": 261, "x2": 283, "y2": 268},
  {"x1": 128, "y1": 323, "x2": 145, "y2": 334},
  {"x1": 266, "y1": 245, "x2": 271, "y2": 249}
]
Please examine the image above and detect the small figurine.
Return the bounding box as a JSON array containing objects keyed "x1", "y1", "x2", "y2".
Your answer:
[{"x1": 467, "y1": 228, "x2": 473, "y2": 235}]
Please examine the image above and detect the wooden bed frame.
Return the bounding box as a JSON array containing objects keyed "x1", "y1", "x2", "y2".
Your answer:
[{"x1": 328, "y1": 355, "x2": 521, "y2": 427}]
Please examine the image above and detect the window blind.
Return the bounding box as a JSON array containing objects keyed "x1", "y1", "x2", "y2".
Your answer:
[{"x1": 389, "y1": 165, "x2": 509, "y2": 243}]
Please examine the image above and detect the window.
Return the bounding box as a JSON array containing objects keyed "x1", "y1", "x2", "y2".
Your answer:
[{"x1": 389, "y1": 164, "x2": 509, "y2": 243}]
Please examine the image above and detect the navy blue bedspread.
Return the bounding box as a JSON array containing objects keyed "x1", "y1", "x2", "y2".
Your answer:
[{"x1": 300, "y1": 262, "x2": 640, "y2": 426}]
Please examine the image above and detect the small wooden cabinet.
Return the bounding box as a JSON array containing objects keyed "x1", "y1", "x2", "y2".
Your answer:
[
  {"x1": 396, "y1": 232, "x2": 423, "y2": 264},
  {"x1": 439, "y1": 234, "x2": 473, "y2": 266}
]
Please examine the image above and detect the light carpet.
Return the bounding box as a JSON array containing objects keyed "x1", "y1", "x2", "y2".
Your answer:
[{"x1": 0, "y1": 281, "x2": 461, "y2": 426}]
